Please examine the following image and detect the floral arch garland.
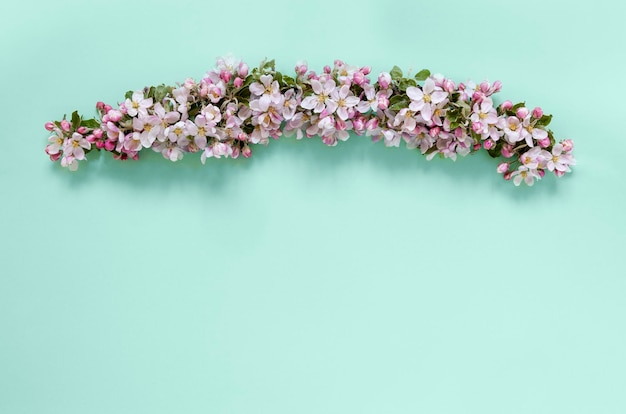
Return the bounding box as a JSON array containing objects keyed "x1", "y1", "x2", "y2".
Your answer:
[{"x1": 45, "y1": 56, "x2": 575, "y2": 186}]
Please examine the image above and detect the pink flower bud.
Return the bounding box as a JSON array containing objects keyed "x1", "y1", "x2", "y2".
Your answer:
[
  {"x1": 501, "y1": 144, "x2": 514, "y2": 158},
  {"x1": 242, "y1": 144, "x2": 252, "y2": 158},
  {"x1": 334, "y1": 59, "x2": 344, "y2": 67},
  {"x1": 45, "y1": 122, "x2": 55, "y2": 131},
  {"x1": 234, "y1": 77, "x2": 243, "y2": 88},
  {"x1": 352, "y1": 116, "x2": 365, "y2": 132},
  {"x1": 184, "y1": 78, "x2": 196, "y2": 89},
  {"x1": 538, "y1": 169, "x2": 545, "y2": 178},
  {"x1": 562, "y1": 139, "x2": 574, "y2": 152},
  {"x1": 323, "y1": 65, "x2": 331, "y2": 74},
  {"x1": 77, "y1": 126, "x2": 87, "y2": 134},
  {"x1": 60, "y1": 120, "x2": 71, "y2": 131},
  {"x1": 335, "y1": 118, "x2": 347, "y2": 131},
  {"x1": 96, "y1": 101, "x2": 105, "y2": 110},
  {"x1": 503, "y1": 171, "x2": 512, "y2": 181},
  {"x1": 497, "y1": 162, "x2": 509, "y2": 174},
  {"x1": 378, "y1": 72, "x2": 391, "y2": 89},
  {"x1": 353, "y1": 71, "x2": 366, "y2": 86},
  {"x1": 95, "y1": 141, "x2": 105, "y2": 149},
  {"x1": 458, "y1": 82, "x2": 466, "y2": 91},
  {"x1": 104, "y1": 140, "x2": 116, "y2": 151},
  {"x1": 319, "y1": 108, "x2": 330, "y2": 119},
  {"x1": 360, "y1": 66, "x2": 371, "y2": 75},
  {"x1": 365, "y1": 118, "x2": 379, "y2": 131},
  {"x1": 131, "y1": 154, "x2": 139, "y2": 161},
  {"x1": 471, "y1": 121, "x2": 483, "y2": 133},
  {"x1": 492, "y1": 80, "x2": 502, "y2": 93},
  {"x1": 49, "y1": 152, "x2": 62, "y2": 162},
  {"x1": 231, "y1": 146, "x2": 240, "y2": 159},
  {"x1": 554, "y1": 170, "x2": 566, "y2": 177},
  {"x1": 108, "y1": 110, "x2": 122, "y2": 122},
  {"x1": 220, "y1": 70, "x2": 232, "y2": 83},
  {"x1": 200, "y1": 85, "x2": 208, "y2": 97},
  {"x1": 473, "y1": 143, "x2": 482, "y2": 151},
  {"x1": 86, "y1": 134, "x2": 96, "y2": 143},
  {"x1": 377, "y1": 95, "x2": 389, "y2": 110},
  {"x1": 500, "y1": 100, "x2": 513, "y2": 111},
  {"x1": 480, "y1": 81, "x2": 490, "y2": 93},
  {"x1": 442, "y1": 79, "x2": 455, "y2": 93},
  {"x1": 429, "y1": 127, "x2": 441, "y2": 138},
  {"x1": 238, "y1": 62, "x2": 249, "y2": 77},
  {"x1": 516, "y1": 107, "x2": 529, "y2": 119},
  {"x1": 537, "y1": 137, "x2": 550, "y2": 148},
  {"x1": 93, "y1": 129, "x2": 104, "y2": 139},
  {"x1": 472, "y1": 91, "x2": 483, "y2": 102},
  {"x1": 483, "y1": 138, "x2": 495, "y2": 150},
  {"x1": 532, "y1": 107, "x2": 543, "y2": 118},
  {"x1": 104, "y1": 104, "x2": 112, "y2": 113},
  {"x1": 102, "y1": 115, "x2": 110, "y2": 123},
  {"x1": 307, "y1": 71, "x2": 319, "y2": 80},
  {"x1": 119, "y1": 104, "x2": 128, "y2": 114}
]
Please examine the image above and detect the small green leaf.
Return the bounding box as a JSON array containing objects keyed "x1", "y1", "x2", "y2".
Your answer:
[
  {"x1": 414, "y1": 69, "x2": 431, "y2": 81},
  {"x1": 124, "y1": 90, "x2": 133, "y2": 100},
  {"x1": 282, "y1": 75, "x2": 295, "y2": 86},
  {"x1": 81, "y1": 119, "x2": 100, "y2": 129},
  {"x1": 537, "y1": 114, "x2": 552, "y2": 127},
  {"x1": 512, "y1": 101, "x2": 526, "y2": 111},
  {"x1": 389, "y1": 95, "x2": 409, "y2": 111},
  {"x1": 71, "y1": 111, "x2": 81, "y2": 130},
  {"x1": 398, "y1": 78, "x2": 417, "y2": 91},
  {"x1": 390, "y1": 65, "x2": 403, "y2": 81}
]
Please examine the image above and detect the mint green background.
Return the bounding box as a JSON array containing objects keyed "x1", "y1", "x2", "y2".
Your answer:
[{"x1": 1, "y1": 1, "x2": 625, "y2": 413}]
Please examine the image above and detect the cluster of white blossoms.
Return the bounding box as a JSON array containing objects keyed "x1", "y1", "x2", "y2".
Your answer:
[{"x1": 45, "y1": 56, "x2": 575, "y2": 186}]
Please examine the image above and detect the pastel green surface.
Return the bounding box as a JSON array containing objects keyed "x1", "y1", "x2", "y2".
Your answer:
[{"x1": 1, "y1": 0, "x2": 625, "y2": 413}]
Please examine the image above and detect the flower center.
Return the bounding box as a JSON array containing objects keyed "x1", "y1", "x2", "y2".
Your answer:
[
  {"x1": 509, "y1": 123, "x2": 517, "y2": 131},
  {"x1": 174, "y1": 128, "x2": 183, "y2": 135},
  {"x1": 72, "y1": 140, "x2": 79, "y2": 148},
  {"x1": 317, "y1": 94, "x2": 327, "y2": 103},
  {"x1": 144, "y1": 124, "x2": 152, "y2": 132},
  {"x1": 521, "y1": 171, "x2": 527, "y2": 178},
  {"x1": 198, "y1": 127, "x2": 206, "y2": 135},
  {"x1": 132, "y1": 101, "x2": 140, "y2": 109},
  {"x1": 552, "y1": 155, "x2": 559, "y2": 162},
  {"x1": 405, "y1": 110, "x2": 414, "y2": 118},
  {"x1": 338, "y1": 98, "x2": 346, "y2": 107},
  {"x1": 423, "y1": 94, "x2": 431, "y2": 103},
  {"x1": 527, "y1": 125, "x2": 534, "y2": 132},
  {"x1": 479, "y1": 112, "x2": 487, "y2": 119}
]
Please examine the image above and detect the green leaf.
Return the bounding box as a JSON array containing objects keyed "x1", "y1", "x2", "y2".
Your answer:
[
  {"x1": 512, "y1": 101, "x2": 526, "y2": 111},
  {"x1": 390, "y1": 65, "x2": 403, "y2": 81},
  {"x1": 398, "y1": 78, "x2": 417, "y2": 91},
  {"x1": 260, "y1": 58, "x2": 275, "y2": 73},
  {"x1": 414, "y1": 69, "x2": 430, "y2": 81},
  {"x1": 537, "y1": 114, "x2": 552, "y2": 127},
  {"x1": 124, "y1": 90, "x2": 133, "y2": 100},
  {"x1": 282, "y1": 75, "x2": 296, "y2": 86},
  {"x1": 71, "y1": 111, "x2": 81, "y2": 130},
  {"x1": 81, "y1": 119, "x2": 100, "y2": 129},
  {"x1": 389, "y1": 95, "x2": 409, "y2": 111}
]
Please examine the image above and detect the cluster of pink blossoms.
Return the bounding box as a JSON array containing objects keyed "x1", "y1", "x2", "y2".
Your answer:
[{"x1": 45, "y1": 56, "x2": 575, "y2": 186}]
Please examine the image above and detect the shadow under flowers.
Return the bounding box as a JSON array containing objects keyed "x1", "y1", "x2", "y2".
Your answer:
[{"x1": 57, "y1": 133, "x2": 564, "y2": 202}]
